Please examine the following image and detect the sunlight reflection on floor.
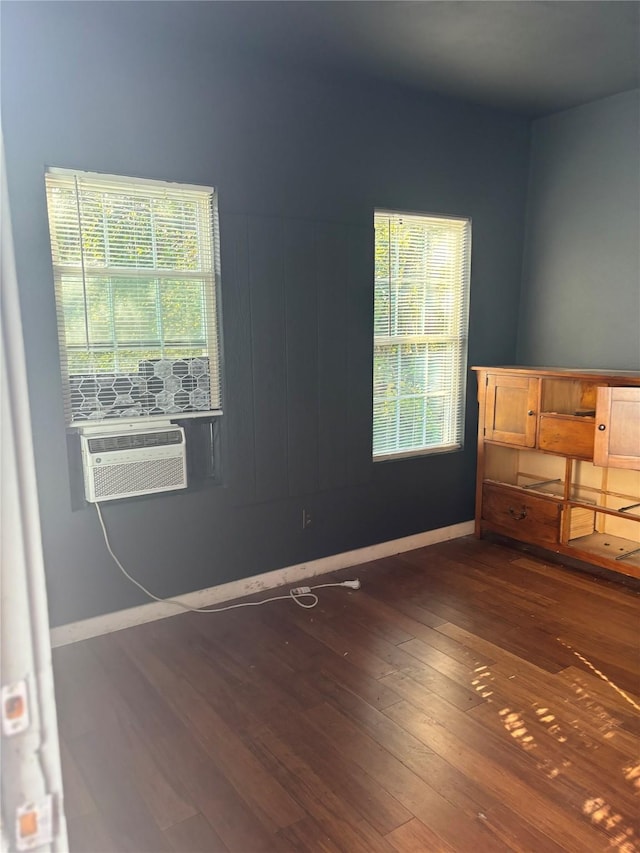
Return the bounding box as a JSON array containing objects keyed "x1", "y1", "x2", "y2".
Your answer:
[
  {"x1": 469, "y1": 644, "x2": 639, "y2": 852},
  {"x1": 624, "y1": 762, "x2": 640, "y2": 791},
  {"x1": 559, "y1": 639, "x2": 640, "y2": 713}
]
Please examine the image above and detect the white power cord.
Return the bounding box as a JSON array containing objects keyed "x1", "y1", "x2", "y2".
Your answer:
[{"x1": 94, "y1": 502, "x2": 360, "y2": 613}]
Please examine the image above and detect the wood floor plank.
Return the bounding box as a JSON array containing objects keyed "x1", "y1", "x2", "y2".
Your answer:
[
  {"x1": 304, "y1": 701, "x2": 509, "y2": 851},
  {"x1": 53, "y1": 642, "x2": 121, "y2": 740},
  {"x1": 335, "y1": 594, "x2": 417, "y2": 646},
  {"x1": 254, "y1": 699, "x2": 412, "y2": 836},
  {"x1": 88, "y1": 634, "x2": 282, "y2": 852},
  {"x1": 384, "y1": 572, "x2": 573, "y2": 673},
  {"x1": 53, "y1": 537, "x2": 640, "y2": 853},
  {"x1": 350, "y1": 593, "x2": 497, "y2": 667},
  {"x1": 163, "y1": 814, "x2": 229, "y2": 852},
  {"x1": 557, "y1": 666, "x2": 640, "y2": 734},
  {"x1": 440, "y1": 546, "x2": 560, "y2": 610},
  {"x1": 385, "y1": 817, "x2": 456, "y2": 852},
  {"x1": 433, "y1": 621, "x2": 551, "y2": 682},
  {"x1": 117, "y1": 627, "x2": 306, "y2": 833},
  {"x1": 137, "y1": 615, "x2": 411, "y2": 837},
  {"x1": 247, "y1": 722, "x2": 395, "y2": 853},
  {"x1": 419, "y1": 684, "x2": 630, "y2": 817},
  {"x1": 314, "y1": 651, "x2": 403, "y2": 710},
  {"x1": 58, "y1": 738, "x2": 96, "y2": 821},
  {"x1": 81, "y1": 710, "x2": 197, "y2": 833},
  {"x1": 555, "y1": 637, "x2": 640, "y2": 697},
  {"x1": 509, "y1": 554, "x2": 639, "y2": 606},
  {"x1": 396, "y1": 638, "x2": 491, "y2": 704},
  {"x1": 395, "y1": 659, "x2": 484, "y2": 711},
  {"x1": 284, "y1": 605, "x2": 402, "y2": 679},
  {"x1": 187, "y1": 609, "x2": 328, "y2": 711},
  {"x1": 384, "y1": 698, "x2": 623, "y2": 853},
  {"x1": 120, "y1": 715, "x2": 199, "y2": 831},
  {"x1": 416, "y1": 541, "x2": 639, "y2": 657},
  {"x1": 66, "y1": 812, "x2": 119, "y2": 853},
  {"x1": 66, "y1": 645, "x2": 199, "y2": 833},
  {"x1": 275, "y1": 817, "x2": 343, "y2": 853},
  {"x1": 467, "y1": 658, "x2": 640, "y2": 764},
  {"x1": 59, "y1": 644, "x2": 199, "y2": 839},
  {"x1": 312, "y1": 613, "x2": 420, "y2": 673},
  {"x1": 477, "y1": 804, "x2": 570, "y2": 853},
  {"x1": 364, "y1": 576, "x2": 450, "y2": 629},
  {"x1": 469, "y1": 701, "x2": 640, "y2": 820},
  {"x1": 68, "y1": 732, "x2": 173, "y2": 852},
  {"x1": 241, "y1": 606, "x2": 404, "y2": 709}
]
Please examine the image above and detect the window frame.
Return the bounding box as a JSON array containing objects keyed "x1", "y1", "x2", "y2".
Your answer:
[
  {"x1": 45, "y1": 167, "x2": 224, "y2": 429},
  {"x1": 373, "y1": 208, "x2": 472, "y2": 461}
]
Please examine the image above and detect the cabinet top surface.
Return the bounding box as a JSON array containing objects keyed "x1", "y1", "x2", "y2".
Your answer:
[{"x1": 471, "y1": 366, "x2": 640, "y2": 382}]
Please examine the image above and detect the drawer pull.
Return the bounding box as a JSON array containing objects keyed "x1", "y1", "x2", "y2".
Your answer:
[
  {"x1": 508, "y1": 506, "x2": 527, "y2": 521},
  {"x1": 597, "y1": 424, "x2": 606, "y2": 431}
]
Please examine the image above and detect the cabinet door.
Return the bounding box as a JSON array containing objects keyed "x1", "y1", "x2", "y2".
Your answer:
[
  {"x1": 484, "y1": 374, "x2": 538, "y2": 447},
  {"x1": 594, "y1": 387, "x2": 640, "y2": 470}
]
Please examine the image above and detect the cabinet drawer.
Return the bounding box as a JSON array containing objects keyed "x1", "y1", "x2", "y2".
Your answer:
[
  {"x1": 538, "y1": 414, "x2": 594, "y2": 458},
  {"x1": 482, "y1": 484, "x2": 560, "y2": 545}
]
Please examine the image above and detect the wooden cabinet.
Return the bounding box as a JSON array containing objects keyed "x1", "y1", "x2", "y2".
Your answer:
[{"x1": 473, "y1": 367, "x2": 640, "y2": 579}]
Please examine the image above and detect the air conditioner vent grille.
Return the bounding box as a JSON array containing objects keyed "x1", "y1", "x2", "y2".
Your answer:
[
  {"x1": 88, "y1": 431, "x2": 183, "y2": 453},
  {"x1": 92, "y1": 457, "x2": 185, "y2": 499}
]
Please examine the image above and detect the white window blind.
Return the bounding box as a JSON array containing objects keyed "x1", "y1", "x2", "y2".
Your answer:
[
  {"x1": 45, "y1": 170, "x2": 222, "y2": 425},
  {"x1": 373, "y1": 210, "x2": 471, "y2": 459}
]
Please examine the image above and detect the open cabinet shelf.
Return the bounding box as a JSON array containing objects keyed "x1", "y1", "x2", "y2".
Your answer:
[{"x1": 568, "y1": 533, "x2": 640, "y2": 569}]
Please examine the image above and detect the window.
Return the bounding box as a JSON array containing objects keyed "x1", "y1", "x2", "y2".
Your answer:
[
  {"x1": 373, "y1": 210, "x2": 471, "y2": 459},
  {"x1": 45, "y1": 169, "x2": 222, "y2": 426}
]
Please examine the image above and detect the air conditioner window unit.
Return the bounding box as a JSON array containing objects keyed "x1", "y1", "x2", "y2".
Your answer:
[{"x1": 80, "y1": 423, "x2": 187, "y2": 502}]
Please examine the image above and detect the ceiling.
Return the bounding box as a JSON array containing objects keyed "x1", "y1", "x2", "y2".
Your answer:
[{"x1": 161, "y1": 0, "x2": 639, "y2": 116}]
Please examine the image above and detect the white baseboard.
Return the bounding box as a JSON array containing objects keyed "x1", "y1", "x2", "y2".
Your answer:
[{"x1": 50, "y1": 520, "x2": 474, "y2": 647}]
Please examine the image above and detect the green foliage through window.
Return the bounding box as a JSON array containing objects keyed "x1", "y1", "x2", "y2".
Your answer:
[
  {"x1": 46, "y1": 170, "x2": 222, "y2": 424},
  {"x1": 373, "y1": 211, "x2": 471, "y2": 458}
]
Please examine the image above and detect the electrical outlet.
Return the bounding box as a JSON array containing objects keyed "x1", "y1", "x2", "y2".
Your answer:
[{"x1": 302, "y1": 508, "x2": 312, "y2": 529}]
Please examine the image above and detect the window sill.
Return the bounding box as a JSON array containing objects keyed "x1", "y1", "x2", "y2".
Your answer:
[
  {"x1": 373, "y1": 443, "x2": 463, "y2": 462},
  {"x1": 69, "y1": 410, "x2": 222, "y2": 434}
]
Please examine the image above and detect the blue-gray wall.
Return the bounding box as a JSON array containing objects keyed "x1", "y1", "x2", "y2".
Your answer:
[
  {"x1": 518, "y1": 89, "x2": 640, "y2": 368},
  {"x1": 2, "y1": 2, "x2": 531, "y2": 626}
]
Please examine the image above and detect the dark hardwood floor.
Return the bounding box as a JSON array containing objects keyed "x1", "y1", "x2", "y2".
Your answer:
[{"x1": 53, "y1": 536, "x2": 640, "y2": 852}]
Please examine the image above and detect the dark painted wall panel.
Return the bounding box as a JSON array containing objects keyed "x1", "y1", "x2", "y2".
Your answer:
[
  {"x1": 283, "y1": 219, "x2": 319, "y2": 497},
  {"x1": 220, "y1": 213, "x2": 256, "y2": 505},
  {"x1": 248, "y1": 217, "x2": 289, "y2": 503},
  {"x1": 2, "y1": 2, "x2": 530, "y2": 626},
  {"x1": 316, "y1": 223, "x2": 350, "y2": 492},
  {"x1": 518, "y1": 90, "x2": 640, "y2": 369},
  {"x1": 346, "y1": 225, "x2": 375, "y2": 487}
]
